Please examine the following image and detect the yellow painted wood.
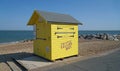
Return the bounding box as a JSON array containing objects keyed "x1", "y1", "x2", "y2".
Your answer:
[
  {"x1": 34, "y1": 23, "x2": 78, "y2": 61},
  {"x1": 34, "y1": 21, "x2": 51, "y2": 60},
  {"x1": 28, "y1": 11, "x2": 79, "y2": 61},
  {"x1": 51, "y1": 23, "x2": 78, "y2": 60},
  {"x1": 27, "y1": 10, "x2": 47, "y2": 25}
]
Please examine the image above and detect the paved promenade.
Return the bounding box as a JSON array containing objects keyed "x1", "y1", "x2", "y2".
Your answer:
[{"x1": 48, "y1": 50, "x2": 120, "y2": 71}]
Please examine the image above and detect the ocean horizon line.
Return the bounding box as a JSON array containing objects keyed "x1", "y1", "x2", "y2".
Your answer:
[{"x1": 0, "y1": 30, "x2": 120, "y2": 31}]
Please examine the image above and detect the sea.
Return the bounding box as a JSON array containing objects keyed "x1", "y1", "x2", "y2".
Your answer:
[{"x1": 0, "y1": 30, "x2": 120, "y2": 43}]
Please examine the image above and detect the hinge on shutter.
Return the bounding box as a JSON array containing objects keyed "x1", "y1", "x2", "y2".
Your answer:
[
  {"x1": 57, "y1": 27, "x2": 63, "y2": 30},
  {"x1": 69, "y1": 28, "x2": 74, "y2": 30},
  {"x1": 57, "y1": 36, "x2": 62, "y2": 38}
]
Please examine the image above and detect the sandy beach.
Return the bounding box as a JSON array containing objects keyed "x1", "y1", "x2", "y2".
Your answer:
[
  {"x1": 0, "y1": 39, "x2": 120, "y2": 71},
  {"x1": 78, "y1": 39, "x2": 120, "y2": 56},
  {"x1": 0, "y1": 41, "x2": 33, "y2": 55}
]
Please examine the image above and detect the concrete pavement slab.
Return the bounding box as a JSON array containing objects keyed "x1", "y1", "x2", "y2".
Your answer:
[
  {"x1": 0, "y1": 62, "x2": 11, "y2": 71},
  {"x1": 48, "y1": 50, "x2": 120, "y2": 71},
  {"x1": 17, "y1": 56, "x2": 53, "y2": 70}
]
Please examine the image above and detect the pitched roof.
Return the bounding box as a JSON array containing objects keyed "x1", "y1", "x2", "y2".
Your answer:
[{"x1": 36, "y1": 10, "x2": 82, "y2": 25}]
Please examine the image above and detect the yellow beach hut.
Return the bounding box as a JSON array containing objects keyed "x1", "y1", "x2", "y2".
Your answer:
[{"x1": 27, "y1": 10, "x2": 82, "y2": 61}]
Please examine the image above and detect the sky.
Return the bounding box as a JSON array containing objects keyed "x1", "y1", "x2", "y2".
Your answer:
[{"x1": 0, "y1": 0, "x2": 120, "y2": 30}]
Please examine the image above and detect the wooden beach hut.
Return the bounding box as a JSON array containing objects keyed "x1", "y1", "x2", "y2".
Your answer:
[{"x1": 27, "y1": 10, "x2": 82, "y2": 61}]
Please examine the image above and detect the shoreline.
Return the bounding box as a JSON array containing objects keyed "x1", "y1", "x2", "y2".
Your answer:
[
  {"x1": 0, "y1": 33, "x2": 119, "y2": 45},
  {"x1": 0, "y1": 34, "x2": 119, "y2": 45},
  {"x1": 0, "y1": 39, "x2": 33, "y2": 45},
  {"x1": 0, "y1": 41, "x2": 19, "y2": 45}
]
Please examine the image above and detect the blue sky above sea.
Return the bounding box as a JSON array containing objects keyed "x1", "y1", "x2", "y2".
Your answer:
[{"x1": 0, "y1": 0, "x2": 120, "y2": 30}]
